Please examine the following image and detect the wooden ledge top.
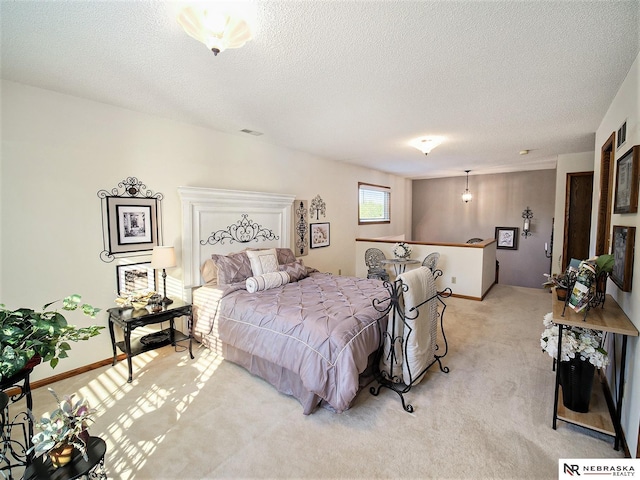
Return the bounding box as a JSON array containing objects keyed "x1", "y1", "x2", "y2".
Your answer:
[
  {"x1": 356, "y1": 238, "x2": 496, "y2": 248},
  {"x1": 551, "y1": 291, "x2": 639, "y2": 336}
]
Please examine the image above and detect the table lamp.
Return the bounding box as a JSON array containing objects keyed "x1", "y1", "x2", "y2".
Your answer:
[{"x1": 151, "y1": 246, "x2": 176, "y2": 305}]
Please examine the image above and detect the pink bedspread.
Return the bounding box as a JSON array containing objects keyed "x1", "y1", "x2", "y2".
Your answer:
[{"x1": 193, "y1": 273, "x2": 389, "y2": 413}]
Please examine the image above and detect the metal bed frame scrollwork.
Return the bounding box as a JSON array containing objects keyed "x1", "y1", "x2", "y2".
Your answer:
[{"x1": 369, "y1": 275, "x2": 452, "y2": 413}]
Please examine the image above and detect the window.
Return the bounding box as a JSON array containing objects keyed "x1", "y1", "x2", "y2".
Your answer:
[{"x1": 358, "y1": 182, "x2": 390, "y2": 224}]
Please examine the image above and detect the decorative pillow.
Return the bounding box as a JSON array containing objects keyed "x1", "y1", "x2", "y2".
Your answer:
[
  {"x1": 246, "y1": 271, "x2": 290, "y2": 293},
  {"x1": 246, "y1": 248, "x2": 279, "y2": 276},
  {"x1": 278, "y1": 260, "x2": 308, "y2": 282},
  {"x1": 211, "y1": 252, "x2": 253, "y2": 285},
  {"x1": 276, "y1": 248, "x2": 297, "y2": 265},
  {"x1": 200, "y1": 259, "x2": 218, "y2": 285}
]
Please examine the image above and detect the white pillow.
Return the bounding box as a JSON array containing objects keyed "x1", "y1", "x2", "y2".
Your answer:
[
  {"x1": 246, "y1": 271, "x2": 290, "y2": 293},
  {"x1": 246, "y1": 248, "x2": 279, "y2": 276}
]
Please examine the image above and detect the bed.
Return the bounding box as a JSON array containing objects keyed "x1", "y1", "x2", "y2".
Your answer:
[{"x1": 178, "y1": 187, "x2": 390, "y2": 414}]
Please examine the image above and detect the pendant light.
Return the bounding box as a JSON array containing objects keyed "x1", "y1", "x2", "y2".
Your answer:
[{"x1": 462, "y1": 170, "x2": 473, "y2": 203}]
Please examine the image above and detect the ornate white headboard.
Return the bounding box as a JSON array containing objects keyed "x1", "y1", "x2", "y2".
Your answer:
[{"x1": 178, "y1": 187, "x2": 295, "y2": 299}]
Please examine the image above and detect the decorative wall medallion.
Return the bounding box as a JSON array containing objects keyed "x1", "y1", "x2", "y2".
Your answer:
[
  {"x1": 310, "y1": 194, "x2": 326, "y2": 221},
  {"x1": 201, "y1": 214, "x2": 280, "y2": 245},
  {"x1": 294, "y1": 200, "x2": 308, "y2": 256}
]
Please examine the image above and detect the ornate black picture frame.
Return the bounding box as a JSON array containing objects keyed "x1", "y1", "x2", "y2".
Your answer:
[
  {"x1": 613, "y1": 145, "x2": 639, "y2": 214},
  {"x1": 97, "y1": 177, "x2": 163, "y2": 262},
  {"x1": 310, "y1": 222, "x2": 330, "y2": 249},
  {"x1": 611, "y1": 225, "x2": 635, "y2": 292},
  {"x1": 116, "y1": 262, "x2": 156, "y2": 296},
  {"x1": 107, "y1": 197, "x2": 158, "y2": 254},
  {"x1": 495, "y1": 227, "x2": 518, "y2": 250}
]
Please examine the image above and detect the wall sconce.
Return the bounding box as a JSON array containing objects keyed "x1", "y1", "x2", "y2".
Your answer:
[
  {"x1": 522, "y1": 207, "x2": 533, "y2": 238},
  {"x1": 461, "y1": 170, "x2": 473, "y2": 203}
]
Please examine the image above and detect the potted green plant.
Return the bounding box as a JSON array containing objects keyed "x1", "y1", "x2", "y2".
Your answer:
[
  {"x1": 0, "y1": 294, "x2": 103, "y2": 382},
  {"x1": 542, "y1": 272, "x2": 570, "y2": 300},
  {"x1": 29, "y1": 388, "x2": 96, "y2": 467}
]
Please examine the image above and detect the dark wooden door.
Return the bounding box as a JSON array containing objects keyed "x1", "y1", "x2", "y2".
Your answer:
[{"x1": 563, "y1": 172, "x2": 594, "y2": 271}]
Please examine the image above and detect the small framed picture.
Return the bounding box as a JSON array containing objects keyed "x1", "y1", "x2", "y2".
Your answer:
[
  {"x1": 495, "y1": 227, "x2": 518, "y2": 250},
  {"x1": 116, "y1": 262, "x2": 156, "y2": 296},
  {"x1": 611, "y1": 225, "x2": 635, "y2": 292},
  {"x1": 106, "y1": 196, "x2": 159, "y2": 254},
  {"x1": 613, "y1": 146, "x2": 639, "y2": 214},
  {"x1": 310, "y1": 222, "x2": 330, "y2": 249}
]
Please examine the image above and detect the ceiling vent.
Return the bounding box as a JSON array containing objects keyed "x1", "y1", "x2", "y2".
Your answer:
[{"x1": 240, "y1": 129, "x2": 263, "y2": 136}]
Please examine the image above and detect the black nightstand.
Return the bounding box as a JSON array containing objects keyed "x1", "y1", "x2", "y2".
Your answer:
[
  {"x1": 23, "y1": 436, "x2": 106, "y2": 480},
  {"x1": 107, "y1": 299, "x2": 194, "y2": 382}
]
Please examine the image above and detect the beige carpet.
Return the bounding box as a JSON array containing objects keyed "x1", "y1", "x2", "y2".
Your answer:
[{"x1": 20, "y1": 285, "x2": 625, "y2": 479}]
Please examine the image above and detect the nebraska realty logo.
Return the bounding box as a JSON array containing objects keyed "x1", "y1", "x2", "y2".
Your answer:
[{"x1": 560, "y1": 459, "x2": 638, "y2": 478}]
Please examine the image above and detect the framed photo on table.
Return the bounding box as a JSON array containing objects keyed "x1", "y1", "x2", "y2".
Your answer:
[
  {"x1": 116, "y1": 262, "x2": 156, "y2": 296},
  {"x1": 495, "y1": 227, "x2": 518, "y2": 250},
  {"x1": 611, "y1": 225, "x2": 635, "y2": 292},
  {"x1": 614, "y1": 146, "x2": 639, "y2": 214},
  {"x1": 310, "y1": 223, "x2": 330, "y2": 249},
  {"x1": 106, "y1": 196, "x2": 159, "y2": 254}
]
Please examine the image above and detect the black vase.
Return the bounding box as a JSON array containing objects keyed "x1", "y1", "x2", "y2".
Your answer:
[{"x1": 558, "y1": 356, "x2": 595, "y2": 413}]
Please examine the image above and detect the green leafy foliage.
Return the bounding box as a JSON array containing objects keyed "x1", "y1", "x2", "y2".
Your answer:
[
  {"x1": 0, "y1": 295, "x2": 103, "y2": 381},
  {"x1": 29, "y1": 388, "x2": 96, "y2": 461}
]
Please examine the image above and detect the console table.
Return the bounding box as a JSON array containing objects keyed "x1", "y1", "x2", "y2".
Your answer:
[
  {"x1": 108, "y1": 299, "x2": 194, "y2": 383},
  {"x1": 551, "y1": 292, "x2": 638, "y2": 450}
]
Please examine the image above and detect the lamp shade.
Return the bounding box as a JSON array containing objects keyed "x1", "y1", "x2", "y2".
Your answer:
[
  {"x1": 151, "y1": 246, "x2": 176, "y2": 269},
  {"x1": 177, "y1": 4, "x2": 253, "y2": 55}
]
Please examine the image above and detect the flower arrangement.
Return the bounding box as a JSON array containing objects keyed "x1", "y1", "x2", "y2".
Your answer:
[
  {"x1": 392, "y1": 242, "x2": 412, "y2": 259},
  {"x1": 540, "y1": 313, "x2": 609, "y2": 368},
  {"x1": 114, "y1": 290, "x2": 158, "y2": 309},
  {"x1": 30, "y1": 388, "x2": 96, "y2": 461}
]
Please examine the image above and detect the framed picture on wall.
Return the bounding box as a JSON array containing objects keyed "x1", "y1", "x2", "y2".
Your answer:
[
  {"x1": 106, "y1": 196, "x2": 159, "y2": 254},
  {"x1": 613, "y1": 146, "x2": 639, "y2": 214},
  {"x1": 495, "y1": 227, "x2": 518, "y2": 250},
  {"x1": 611, "y1": 225, "x2": 635, "y2": 292},
  {"x1": 116, "y1": 262, "x2": 156, "y2": 296},
  {"x1": 310, "y1": 222, "x2": 330, "y2": 249}
]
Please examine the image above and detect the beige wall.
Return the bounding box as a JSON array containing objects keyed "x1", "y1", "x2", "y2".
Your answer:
[
  {"x1": 0, "y1": 80, "x2": 410, "y2": 382},
  {"x1": 592, "y1": 52, "x2": 640, "y2": 457},
  {"x1": 412, "y1": 170, "x2": 556, "y2": 289}
]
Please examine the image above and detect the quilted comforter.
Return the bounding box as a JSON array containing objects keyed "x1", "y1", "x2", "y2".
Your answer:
[{"x1": 193, "y1": 272, "x2": 389, "y2": 413}]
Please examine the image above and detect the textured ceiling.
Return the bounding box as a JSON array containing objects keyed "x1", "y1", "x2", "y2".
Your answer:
[{"x1": 1, "y1": 1, "x2": 639, "y2": 179}]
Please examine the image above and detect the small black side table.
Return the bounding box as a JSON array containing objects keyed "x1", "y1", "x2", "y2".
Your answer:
[
  {"x1": 1, "y1": 366, "x2": 35, "y2": 478},
  {"x1": 108, "y1": 299, "x2": 194, "y2": 382},
  {"x1": 23, "y1": 436, "x2": 106, "y2": 480}
]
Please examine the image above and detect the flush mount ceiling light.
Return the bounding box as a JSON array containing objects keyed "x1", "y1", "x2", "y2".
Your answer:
[
  {"x1": 177, "y1": 3, "x2": 254, "y2": 56},
  {"x1": 462, "y1": 170, "x2": 473, "y2": 203},
  {"x1": 409, "y1": 136, "x2": 444, "y2": 156}
]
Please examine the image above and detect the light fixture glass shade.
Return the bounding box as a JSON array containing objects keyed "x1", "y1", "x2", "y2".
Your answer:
[
  {"x1": 462, "y1": 170, "x2": 472, "y2": 203},
  {"x1": 177, "y1": 4, "x2": 253, "y2": 55},
  {"x1": 409, "y1": 136, "x2": 445, "y2": 155},
  {"x1": 151, "y1": 246, "x2": 177, "y2": 269}
]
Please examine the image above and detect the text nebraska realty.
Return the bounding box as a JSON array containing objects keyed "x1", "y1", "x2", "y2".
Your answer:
[{"x1": 565, "y1": 463, "x2": 635, "y2": 476}]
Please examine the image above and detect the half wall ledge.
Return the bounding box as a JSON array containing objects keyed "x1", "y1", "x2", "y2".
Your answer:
[{"x1": 355, "y1": 238, "x2": 497, "y2": 301}]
